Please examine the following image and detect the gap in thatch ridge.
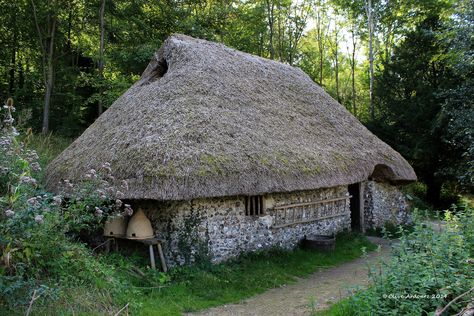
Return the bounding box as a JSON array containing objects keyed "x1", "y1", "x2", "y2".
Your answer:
[{"x1": 143, "y1": 57, "x2": 168, "y2": 85}]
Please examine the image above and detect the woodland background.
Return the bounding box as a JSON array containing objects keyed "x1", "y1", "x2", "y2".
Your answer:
[{"x1": 0, "y1": 0, "x2": 473, "y2": 206}]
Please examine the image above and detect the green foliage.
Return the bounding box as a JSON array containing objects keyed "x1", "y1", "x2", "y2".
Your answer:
[
  {"x1": 436, "y1": 0, "x2": 474, "y2": 193},
  {"x1": 319, "y1": 206, "x2": 474, "y2": 315},
  {"x1": 0, "y1": 101, "x2": 137, "y2": 313},
  {"x1": 128, "y1": 232, "x2": 376, "y2": 315},
  {"x1": 365, "y1": 222, "x2": 414, "y2": 239},
  {"x1": 370, "y1": 11, "x2": 474, "y2": 205}
]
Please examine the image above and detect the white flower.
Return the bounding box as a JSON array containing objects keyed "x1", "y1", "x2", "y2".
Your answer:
[
  {"x1": 96, "y1": 189, "x2": 107, "y2": 199},
  {"x1": 123, "y1": 204, "x2": 133, "y2": 216},
  {"x1": 4, "y1": 209, "x2": 14, "y2": 217},
  {"x1": 84, "y1": 169, "x2": 97, "y2": 180},
  {"x1": 52, "y1": 196, "x2": 62, "y2": 206},
  {"x1": 63, "y1": 179, "x2": 74, "y2": 189},
  {"x1": 101, "y1": 162, "x2": 112, "y2": 172},
  {"x1": 20, "y1": 176, "x2": 37, "y2": 186},
  {"x1": 106, "y1": 187, "x2": 115, "y2": 195},
  {"x1": 115, "y1": 199, "x2": 123, "y2": 208},
  {"x1": 94, "y1": 207, "x2": 103, "y2": 217},
  {"x1": 34, "y1": 214, "x2": 44, "y2": 224},
  {"x1": 27, "y1": 197, "x2": 39, "y2": 206}
]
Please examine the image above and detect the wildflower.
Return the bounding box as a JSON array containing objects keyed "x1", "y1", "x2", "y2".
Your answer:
[
  {"x1": 105, "y1": 187, "x2": 115, "y2": 195},
  {"x1": 116, "y1": 190, "x2": 125, "y2": 199},
  {"x1": 123, "y1": 204, "x2": 133, "y2": 216},
  {"x1": 34, "y1": 214, "x2": 44, "y2": 224},
  {"x1": 4, "y1": 209, "x2": 14, "y2": 217},
  {"x1": 5, "y1": 98, "x2": 14, "y2": 110},
  {"x1": 20, "y1": 176, "x2": 37, "y2": 186},
  {"x1": 25, "y1": 150, "x2": 39, "y2": 162},
  {"x1": 94, "y1": 207, "x2": 103, "y2": 217},
  {"x1": 27, "y1": 197, "x2": 39, "y2": 206},
  {"x1": 52, "y1": 196, "x2": 62, "y2": 206},
  {"x1": 63, "y1": 179, "x2": 74, "y2": 189},
  {"x1": 101, "y1": 162, "x2": 112, "y2": 173},
  {"x1": 84, "y1": 169, "x2": 97, "y2": 180},
  {"x1": 11, "y1": 127, "x2": 19, "y2": 137},
  {"x1": 30, "y1": 162, "x2": 41, "y2": 172},
  {"x1": 115, "y1": 199, "x2": 123, "y2": 208},
  {"x1": 96, "y1": 189, "x2": 107, "y2": 199}
]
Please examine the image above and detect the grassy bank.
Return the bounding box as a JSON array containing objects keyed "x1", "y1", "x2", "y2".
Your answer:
[
  {"x1": 312, "y1": 207, "x2": 474, "y2": 316},
  {"x1": 133, "y1": 233, "x2": 376, "y2": 315},
  {"x1": 6, "y1": 233, "x2": 375, "y2": 315}
]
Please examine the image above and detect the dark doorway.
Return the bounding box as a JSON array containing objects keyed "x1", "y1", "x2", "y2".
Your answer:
[{"x1": 348, "y1": 183, "x2": 362, "y2": 231}]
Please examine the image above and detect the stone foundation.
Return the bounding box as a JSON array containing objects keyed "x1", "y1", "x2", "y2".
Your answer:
[
  {"x1": 134, "y1": 182, "x2": 410, "y2": 266},
  {"x1": 139, "y1": 185, "x2": 351, "y2": 266},
  {"x1": 363, "y1": 181, "x2": 411, "y2": 230}
]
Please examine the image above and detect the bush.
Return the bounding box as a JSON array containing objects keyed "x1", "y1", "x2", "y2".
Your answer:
[
  {"x1": 0, "y1": 99, "x2": 160, "y2": 313},
  {"x1": 342, "y1": 207, "x2": 474, "y2": 315}
]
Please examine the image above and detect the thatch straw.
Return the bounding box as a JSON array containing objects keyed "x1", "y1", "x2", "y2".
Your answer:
[{"x1": 45, "y1": 34, "x2": 416, "y2": 201}]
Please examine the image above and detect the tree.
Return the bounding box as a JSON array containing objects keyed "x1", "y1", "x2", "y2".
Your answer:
[
  {"x1": 436, "y1": 0, "x2": 474, "y2": 192},
  {"x1": 372, "y1": 16, "x2": 452, "y2": 204},
  {"x1": 98, "y1": 0, "x2": 106, "y2": 116},
  {"x1": 31, "y1": 0, "x2": 58, "y2": 134},
  {"x1": 349, "y1": 19, "x2": 358, "y2": 116},
  {"x1": 364, "y1": 0, "x2": 375, "y2": 120},
  {"x1": 313, "y1": 0, "x2": 330, "y2": 85}
]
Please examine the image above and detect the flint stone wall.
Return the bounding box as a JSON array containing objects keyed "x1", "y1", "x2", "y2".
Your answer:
[
  {"x1": 363, "y1": 181, "x2": 411, "y2": 230},
  {"x1": 139, "y1": 185, "x2": 351, "y2": 266}
]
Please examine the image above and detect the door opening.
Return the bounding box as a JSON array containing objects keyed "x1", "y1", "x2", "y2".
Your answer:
[{"x1": 348, "y1": 183, "x2": 362, "y2": 231}]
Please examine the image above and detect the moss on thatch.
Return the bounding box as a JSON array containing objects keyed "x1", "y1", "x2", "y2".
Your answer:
[{"x1": 45, "y1": 34, "x2": 416, "y2": 201}]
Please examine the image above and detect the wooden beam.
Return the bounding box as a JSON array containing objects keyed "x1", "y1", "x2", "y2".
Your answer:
[
  {"x1": 272, "y1": 212, "x2": 348, "y2": 229},
  {"x1": 273, "y1": 196, "x2": 352, "y2": 210}
]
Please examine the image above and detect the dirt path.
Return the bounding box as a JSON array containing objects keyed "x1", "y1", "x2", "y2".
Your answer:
[{"x1": 188, "y1": 237, "x2": 393, "y2": 316}]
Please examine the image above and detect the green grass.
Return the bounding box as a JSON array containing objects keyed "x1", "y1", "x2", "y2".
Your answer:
[
  {"x1": 25, "y1": 133, "x2": 72, "y2": 172},
  {"x1": 124, "y1": 233, "x2": 376, "y2": 315},
  {"x1": 15, "y1": 233, "x2": 374, "y2": 315},
  {"x1": 312, "y1": 297, "x2": 353, "y2": 316}
]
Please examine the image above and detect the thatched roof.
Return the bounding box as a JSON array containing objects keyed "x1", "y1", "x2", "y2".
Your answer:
[{"x1": 45, "y1": 34, "x2": 416, "y2": 201}]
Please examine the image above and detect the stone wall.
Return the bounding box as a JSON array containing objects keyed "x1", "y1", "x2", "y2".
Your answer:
[
  {"x1": 363, "y1": 181, "x2": 411, "y2": 230},
  {"x1": 138, "y1": 185, "x2": 351, "y2": 266}
]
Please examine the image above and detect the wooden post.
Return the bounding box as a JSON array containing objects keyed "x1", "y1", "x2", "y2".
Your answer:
[
  {"x1": 105, "y1": 238, "x2": 111, "y2": 254},
  {"x1": 149, "y1": 245, "x2": 156, "y2": 269},
  {"x1": 157, "y1": 243, "x2": 168, "y2": 272},
  {"x1": 359, "y1": 182, "x2": 366, "y2": 233}
]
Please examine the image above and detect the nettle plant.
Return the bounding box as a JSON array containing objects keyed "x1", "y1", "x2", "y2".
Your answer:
[{"x1": 0, "y1": 98, "x2": 132, "y2": 277}]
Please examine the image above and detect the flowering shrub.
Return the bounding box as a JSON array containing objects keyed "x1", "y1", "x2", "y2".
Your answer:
[{"x1": 0, "y1": 99, "x2": 137, "y2": 310}]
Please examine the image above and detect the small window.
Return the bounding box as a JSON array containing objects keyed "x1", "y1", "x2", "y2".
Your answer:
[{"x1": 245, "y1": 196, "x2": 264, "y2": 216}]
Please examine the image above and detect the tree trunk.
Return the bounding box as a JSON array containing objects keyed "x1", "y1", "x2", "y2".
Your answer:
[
  {"x1": 42, "y1": 18, "x2": 56, "y2": 134},
  {"x1": 8, "y1": 12, "x2": 17, "y2": 94},
  {"x1": 265, "y1": 0, "x2": 275, "y2": 59},
  {"x1": 317, "y1": 16, "x2": 323, "y2": 85},
  {"x1": 334, "y1": 30, "x2": 340, "y2": 103},
  {"x1": 277, "y1": 0, "x2": 283, "y2": 61},
  {"x1": 365, "y1": 0, "x2": 375, "y2": 120},
  {"x1": 98, "y1": 0, "x2": 106, "y2": 116},
  {"x1": 351, "y1": 25, "x2": 357, "y2": 117},
  {"x1": 9, "y1": 42, "x2": 16, "y2": 94}
]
